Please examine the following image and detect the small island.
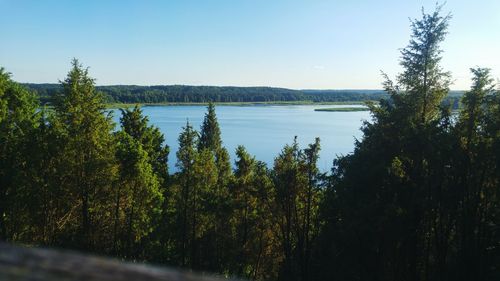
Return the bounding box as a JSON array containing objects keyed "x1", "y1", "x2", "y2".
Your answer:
[{"x1": 314, "y1": 107, "x2": 369, "y2": 112}]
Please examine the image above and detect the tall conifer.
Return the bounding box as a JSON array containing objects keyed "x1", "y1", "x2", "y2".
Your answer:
[{"x1": 53, "y1": 59, "x2": 117, "y2": 251}]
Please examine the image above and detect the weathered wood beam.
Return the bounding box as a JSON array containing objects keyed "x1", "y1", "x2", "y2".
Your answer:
[{"x1": 0, "y1": 243, "x2": 232, "y2": 281}]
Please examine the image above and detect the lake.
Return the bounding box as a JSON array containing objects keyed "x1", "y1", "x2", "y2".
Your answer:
[{"x1": 110, "y1": 104, "x2": 371, "y2": 173}]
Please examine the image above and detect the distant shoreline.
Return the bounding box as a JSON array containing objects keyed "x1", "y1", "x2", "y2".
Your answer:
[{"x1": 105, "y1": 100, "x2": 375, "y2": 109}]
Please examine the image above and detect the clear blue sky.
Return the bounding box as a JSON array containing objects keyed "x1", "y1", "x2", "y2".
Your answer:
[{"x1": 1, "y1": 0, "x2": 499, "y2": 89}]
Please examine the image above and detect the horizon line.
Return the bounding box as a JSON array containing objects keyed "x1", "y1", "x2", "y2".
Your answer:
[{"x1": 20, "y1": 82, "x2": 469, "y2": 92}]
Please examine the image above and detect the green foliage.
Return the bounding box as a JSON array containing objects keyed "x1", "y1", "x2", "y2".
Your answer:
[
  {"x1": 229, "y1": 146, "x2": 281, "y2": 280},
  {"x1": 383, "y1": 4, "x2": 452, "y2": 125},
  {"x1": 168, "y1": 121, "x2": 199, "y2": 266},
  {"x1": 114, "y1": 131, "x2": 163, "y2": 258},
  {"x1": 195, "y1": 103, "x2": 233, "y2": 272},
  {"x1": 198, "y1": 103, "x2": 222, "y2": 152},
  {"x1": 0, "y1": 67, "x2": 39, "y2": 240},
  {"x1": 119, "y1": 105, "x2": 169, "y2": 185},
  {"x1": 313, "y1": 6, "x2": 500, "y2": 281},
  {"x1": 25, "y1": 83, "x2": 391, "y2": 104},
  {"x1": 272, "y1": 137, "x2": 323, "y2": 281},
  {"x1": 1, "y1": 4, "x2": 500, "y2": 281},
  {"x1": 51, "y1": 59, "x2": 118, "y2": 251}
]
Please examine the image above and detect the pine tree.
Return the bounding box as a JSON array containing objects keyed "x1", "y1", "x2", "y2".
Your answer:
[
  {"x1": 191, "y1": 148, "x2": 219, "y2": 270},
  {"x1": 314, "y1": 6, "x2": 457, "y2": 281},
  {"x1": 458, "y1": 68, "x2": 496, "y2": 150},
  {"x1": 251, "y1": 160, "x2": 282, "y2": 280},
  {"x1": 199, "y1": 102, "x2": 222, "y2": 152},
  {"x1": 170, "y1": 121, "x2": 199, "y2": 266},
  {"x1": 0, "y1": 67, "x2": 39, "y2": 240},
  {"x1": 119, "y1": 105, "x2": 169, "y2": 185},
  {"x1": 52, "y1": 59, "x2": 118, "y2": 251},
  {"x1": 384, "y1": 4, "x2": 452, "y2": 125},
  {"x1": 272, "y1": 137, "x2": 310, "y2": 281},
  {"x1": 197, "y1": 103, "x2": 233, "y2": 272},
  {"x1": 230, "y1": 146, "x2": 283, "y2": 280},
  {"x1": 455, "y1": 68, "x2": 498, "y2": 280},
  {"x1": 231, "y1": 146, "x2": 258, "y2": 274},
  {"x1": 300, "y1": 137, "x2": 321, "y2": 281},
  {"x1": 23, "y1": 109, "x2": 65, "y2": 245},
  {"x1": 114, "y1": 131, "x2": 163, "y2": 258}
]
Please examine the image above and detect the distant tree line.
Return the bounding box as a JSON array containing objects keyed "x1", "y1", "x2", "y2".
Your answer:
[
  {"x1": 25, "y1": 84, "x2": 464, "y2": 107},
  {"x1": 26, "y1": 83, "x2": 393, "y2": 104},
  {"x1": 25, "y1": 83, "x2": 465, "y2": 106},
  {"x1": 1, "y1": 6, "x2": 498, "y2": 281}
]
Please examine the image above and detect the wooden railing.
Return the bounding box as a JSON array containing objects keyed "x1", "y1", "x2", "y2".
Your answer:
[{"x1": 0, "y1": 243, "x2": 233, "y2": 281}]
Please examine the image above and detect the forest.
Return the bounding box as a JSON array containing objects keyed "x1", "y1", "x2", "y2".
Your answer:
[
  {"x1": 25, "y1": 83, "x2": 391, "y2": 104},
  {"x1": 0, "y1": 6, "x2": 499, "y2": 281},
  {"x1": 25, "y1": 82, "x2": 463, "y2": 107}
]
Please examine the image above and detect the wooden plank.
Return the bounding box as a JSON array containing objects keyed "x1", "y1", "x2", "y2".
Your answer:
[{"x1": 0, "y1": 243, "x2": 231, "y2": 281}]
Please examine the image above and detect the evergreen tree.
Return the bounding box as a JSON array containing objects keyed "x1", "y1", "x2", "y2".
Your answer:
[
  {"x1": 458, "y1": 68, "x2": 496, "y2": 149},
  {"x1": 384, "y1": 4, "x2": 452, "y2": 125},
  {"x1": 455, "y1": 68, "x2": 499, "y2": 280},
  {"x1": 199, "y1": 102, "x2": 222, "y2": 152},
  {"x1": 251, "y1": 160, "x2": 282, "y2": 280},
  {"x1": 230, "y1": 146, "x2": 284, "y2": 280},
  {"x1": 114, "y1": 131, "x2": 163, "y2": 258},
  {"x1": 52, "y1": 59, "x2": 118, "y2": 251},
  {"x1": 117, "y1": 105, "x2": 170, "y2": 260},
  {"x1": 231, "y1": 146, "x2": 258, "y2": 275},
  {"x1": 272, "y1": 137, "x2": 322, "y2": 281},
  {"x1": 23, "y1": 110, "x2": 66, "y2": 245},
  {"x1": 191, "y1": 148, "x2": 219, "y2": 270},
  {"x1": 197, "y1": 103, "x2": 233, "y2": 272},
  {"x1": 299, "y1": 137, "x2": 321, "y2": 281},
  {"x1": 169, "y1": 121, "x2": 199, "y2": 266},
  {"x1": 198, "y1": 102, "x2": 232, "y2": 185},
  {"x1": 0, "y1": 68, "x2": 39, "y2": 240},
  {"x1": 314, "y1": 6, "x2": 457, "y2": 281},
  {"x1": 119, "y1": 105, "x2": 169, "y2": 185}
]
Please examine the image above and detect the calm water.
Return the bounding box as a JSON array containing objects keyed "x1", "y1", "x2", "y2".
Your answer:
[{"x1": 111, "y1": 105, "x2": 371, "y2": 172}]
